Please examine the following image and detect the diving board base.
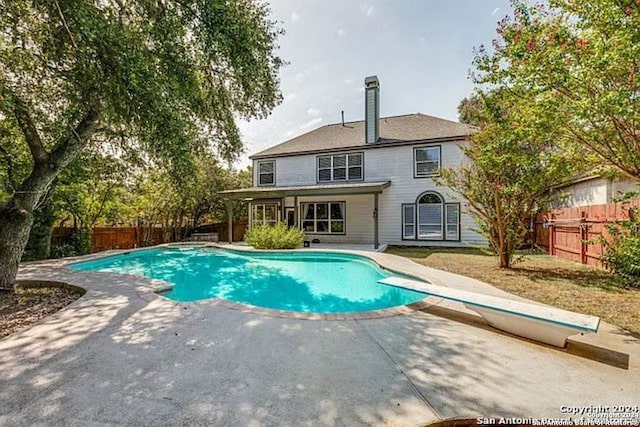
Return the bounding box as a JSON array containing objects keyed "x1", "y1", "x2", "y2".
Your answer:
[
  {"x1": 378, "y1": 276, "x2": 599, "y2": 348},
  {"x1": 467, "y1": 305, "x2": 581, "y2": 347}
]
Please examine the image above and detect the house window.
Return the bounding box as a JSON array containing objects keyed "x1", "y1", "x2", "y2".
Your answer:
[
  {"x1": 414, "y1": 146, "x2": 441, "y2": 177},
  {"x1": 301, "y1": 202, "x2": 345, "y2": 234},
  {"x1": 445, "y1": 203, "x2": 460, "y2": 240},
  {"x1": 252, "y1": 203, "x2": 278, "y2": 226},
  {"x1": 257, "y1": 160, "x2": 275, "y2": 186},
  {"x1": 317, "y1": 153, "x2": 363, "y2": 182},
  {"x1": 401, "y1": 191, "x2": 460, "y2": 241},
  {"x1": 402, "y1": 204, "x2": 415, "y2": 239},
  {"x1": 417, "y1": 192, "x2": 443, "y2": 240}
]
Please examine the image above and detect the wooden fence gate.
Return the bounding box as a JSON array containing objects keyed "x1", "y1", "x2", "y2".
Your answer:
[{"x1": 535, "y1": 200, "x2": 640, "y2": 267}]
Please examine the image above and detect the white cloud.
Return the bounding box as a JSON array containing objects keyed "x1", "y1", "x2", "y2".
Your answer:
[
  {"x1": 361, "y1": 3, "x2": 375, "y2": 16},
  {"x1": 491, "y1": 7, "x2": 500, "y2": 15},
  {"x1": 337, "y1": 28, "x2": 346, "y2": 37},
  {"x1": 300, "y1": 117, "x2": 323, "y2": 129},
  {"x1": 291, "y1": 12, "x2": 299, "y2": 22},
  {"x1": 307, "y1": 107, "x2": 320, "y2": 117},
  {"x1": 343, "y1": 79, "x2": 353, "y2": 85},
  {"x1": 285, "y1": 92, "x2": 298, "y2": 101}
]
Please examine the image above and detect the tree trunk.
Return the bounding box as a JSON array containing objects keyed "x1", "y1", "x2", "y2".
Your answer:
[
  {"x1": 498, "y1": 245, "x2": 510, "y2": 268},
  {"x1": 0, "y1": 168, "x2": 57, "y2": 290},
  {"x1": 0, "y1": 204, "x2": 34, "y2": 290},
  {"x1": 0, "y1": 106, "x2": 100, "y2": 290}
]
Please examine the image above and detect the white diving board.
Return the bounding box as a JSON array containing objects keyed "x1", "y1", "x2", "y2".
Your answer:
[{"x1": 379, "y1": 276, "x2": 600, "y2": 347}]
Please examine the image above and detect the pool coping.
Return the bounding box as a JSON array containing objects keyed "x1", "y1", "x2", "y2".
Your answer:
[
  {"x1": 18, "y1": 243, "x2": 637, "y2": 368},
  {"x1": 57, "y1": 243, "x2": 450, "y2": 321}
]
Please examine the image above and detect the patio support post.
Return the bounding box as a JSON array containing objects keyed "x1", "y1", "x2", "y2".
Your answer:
[
  {"x1": 374, "y1": 193, "x2": 379, "y2": 249},
  {"x1": 226, "y1": 199, "x2": 233, "y2": 244},
  {"x1": 281, "y1": 198, "x2": 285, "y2": 223}
]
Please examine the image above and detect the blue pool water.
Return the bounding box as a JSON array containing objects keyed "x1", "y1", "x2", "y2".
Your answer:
[{"x1": 69, "y1": 248, "x2": 427, "y2": 313}]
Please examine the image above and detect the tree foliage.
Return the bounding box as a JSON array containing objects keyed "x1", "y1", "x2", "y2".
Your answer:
[
  {"x1": 448, "y1": 0, "x2": 639, "y2": 268},
  {"x1": 442, "y1": 90, "x2": 577, "y2": 268},
  {"x1": 474, "y1": 0, "x2": 640, "y2": 179},
  {"x1": 0, "y1": 0, "x2": 283, "y2": 288},
  {"x1": 56, "y1": 152, "x2": 132, "y2": 229},
  {"x1": 129, "y1": 157, "x2": 251, "y2": 242}
]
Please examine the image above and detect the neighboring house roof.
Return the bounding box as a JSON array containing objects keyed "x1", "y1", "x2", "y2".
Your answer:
[
  {"x1": 250, "y1": 113, "x2": 474, "y2": 159},
  {"x1": 551, "y1": 173, "x2": 604, "y2": 190},
  {"x1": 552, "y1": 168, "x2": 638, "y2": 190}
]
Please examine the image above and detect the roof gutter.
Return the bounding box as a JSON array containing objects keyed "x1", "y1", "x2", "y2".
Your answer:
[{"x1": 249, "y1": 134, "x2": 470, "y2": 160}]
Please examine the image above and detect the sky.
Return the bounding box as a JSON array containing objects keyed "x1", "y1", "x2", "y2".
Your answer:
[{"x1": 235, "y1": 0, "x2": 512, "y2": 168}]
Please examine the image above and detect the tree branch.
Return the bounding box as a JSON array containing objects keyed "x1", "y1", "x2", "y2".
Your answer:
[
  {"x1": 53, "y1": 0, "x2": 77, "y2": 48},
  {"x1": 49, "y1": 106, "x2": 102, "y2": 168},
  {"x1": 0, "y1": 145, "x2": 17, "y2": 191},
  {"x1": 6, "y1": 89, "x2": 48, "y2": 164}
]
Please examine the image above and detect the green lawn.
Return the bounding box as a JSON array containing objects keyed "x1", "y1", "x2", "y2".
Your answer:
[{"x1": 385, "y1": 246, "x2": 640, "y2": 336}]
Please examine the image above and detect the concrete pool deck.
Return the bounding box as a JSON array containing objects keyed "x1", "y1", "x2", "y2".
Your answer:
[{"x1": 1, "y1": 247, "x2": 639, "y2": 426}]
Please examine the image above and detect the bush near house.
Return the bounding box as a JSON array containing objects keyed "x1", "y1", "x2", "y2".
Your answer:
[
  {"x1": 244, "y1": 223, "x2": 304, "y2": 249},
  {"x1": 600, "y1": 206, "x2": 640, "y2": 288}
]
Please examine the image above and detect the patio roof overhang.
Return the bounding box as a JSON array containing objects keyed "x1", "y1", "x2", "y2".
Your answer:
[{"x1": 218, "y1": 181, "x2": 391, "y2": 200}]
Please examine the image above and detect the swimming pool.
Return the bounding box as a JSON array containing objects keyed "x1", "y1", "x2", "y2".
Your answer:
[{"x1": 69, "y1": 248, "x2": 427, "y2": 313}]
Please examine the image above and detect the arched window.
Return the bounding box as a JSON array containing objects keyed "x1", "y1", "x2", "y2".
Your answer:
[
  {"x1": 416, "y1": 191, "x2": 444, "y2": 240},
  {"x1": 417, "y1": 192, "x2": 443, "y2": 205},
  {"x1": 402, "y1": 192, "x2": 460, "y2": 241}
]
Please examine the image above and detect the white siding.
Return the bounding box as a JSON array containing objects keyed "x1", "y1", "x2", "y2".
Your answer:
[
  {"x1": 611, "y1": 180, "x2": 639, "y2": 201},
  {"x1": 282, "y1": 195, "x2": 374, "y2": 244},
  {"x1": 252, "y1": 140, "x2": 488, "y2": 247},
  {"x1": 365, "y1": 143, "x2": 485, "y2": 246},
  {"x1": 553, "y1": 177, "x2": 640, "y2": 208}
]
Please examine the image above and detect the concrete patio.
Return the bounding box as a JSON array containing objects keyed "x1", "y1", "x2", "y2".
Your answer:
[{"x1": 1, "y1": 250, "x2": 639, "y2": 426}]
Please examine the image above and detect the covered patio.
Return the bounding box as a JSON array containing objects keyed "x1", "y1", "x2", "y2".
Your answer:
[{"x1": 219, "y1": 181, "x2": 391, "y2": 249}]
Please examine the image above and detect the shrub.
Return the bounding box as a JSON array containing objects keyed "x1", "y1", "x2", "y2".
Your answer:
[
  {"x1": 50, "y1": 244, "x2": 79, "y2": 259},
  {"x1": 600, "y1": 205, "x2": 640, "y2": 287},
  {"x1": 50, "y1": 227, "x2": 92, "y2": 259},
  {"x1": 244, "y1": 222, "x2": 304, "y2": 249},
  {"x1": 69, "y1": 227, "x2": 92, "y2": 255}
]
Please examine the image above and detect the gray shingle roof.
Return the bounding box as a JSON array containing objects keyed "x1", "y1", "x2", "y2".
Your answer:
[{"x1": 250, "y1": 113, "x2": 474, "y2": 159}]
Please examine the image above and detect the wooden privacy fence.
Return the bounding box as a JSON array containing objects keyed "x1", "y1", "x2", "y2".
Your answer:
[
  {"x1": 535, "y1": 200, "x2": 640, "y2": 267},
  {"x1": 52, "y1": 227, "x2": 166, "y2": 253},
  {"x1": 52, "y1": 221, "x2": 249, "y2": 253},
  {"x1": 194, "y1": 221, "x2": 248, "y2": 242}
]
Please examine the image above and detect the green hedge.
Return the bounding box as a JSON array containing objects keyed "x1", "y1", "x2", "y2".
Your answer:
[
  {"x1": 600, "y1": 205, "x2": 640, "y2": 287},
  {"x1": 601, "y1": 228, "x2": 640, "y2": 287},
  {"x1": 244, "y1": 222, "x2": 304, "y2": 249}
]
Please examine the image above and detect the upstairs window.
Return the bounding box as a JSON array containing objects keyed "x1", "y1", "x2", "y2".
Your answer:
[
  {"x1": 414, "y1": 146, "x2": 441, "y2": 177},
  {"x1": 318, "y1": 153, "x2": 363, "y2": 182},
  {"x1": 257, "y1": 160, "x2": 275, "y2": 186}
]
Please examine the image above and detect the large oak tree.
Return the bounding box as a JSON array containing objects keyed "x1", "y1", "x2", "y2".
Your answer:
[{"x1": 0, "y1": 0, "x2": 283, "y2": 289}]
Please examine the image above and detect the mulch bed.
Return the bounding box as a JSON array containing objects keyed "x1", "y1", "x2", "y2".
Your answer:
[{"x1": 0, "y1": 285, "x2": 83, "y2": 339}]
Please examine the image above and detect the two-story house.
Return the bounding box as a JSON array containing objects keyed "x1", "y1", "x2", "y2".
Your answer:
[{"x1": 221, "y1": 76, "x2": 487, "y2": 249}]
